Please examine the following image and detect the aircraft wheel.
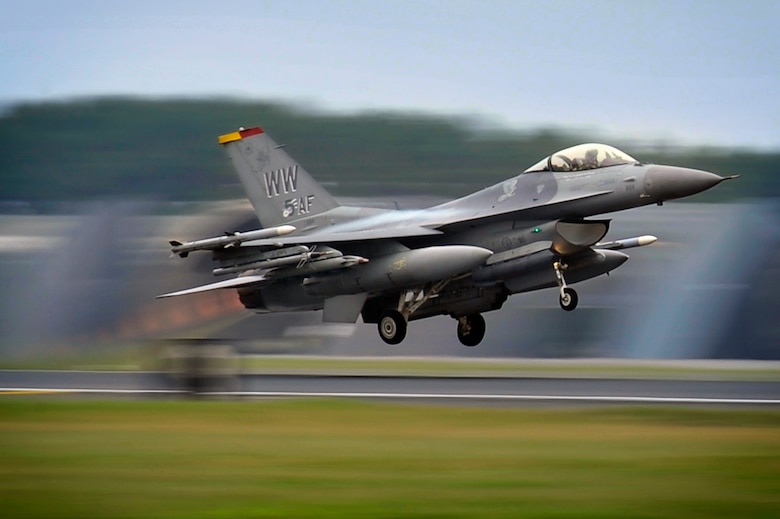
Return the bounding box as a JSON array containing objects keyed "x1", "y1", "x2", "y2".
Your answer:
[
  {"x1": 559, "y1": 287, "x2": 578, "y2": 311},
  {"x1": 457, "y1": 314, "x2": 486, "y2": 347},
  {"x1": 378, "y1": 310, "x2": 407, "y2": 345}
]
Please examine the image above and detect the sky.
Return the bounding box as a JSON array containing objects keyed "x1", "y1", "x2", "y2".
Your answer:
[{"x1": 1, "y1": 0, "x2": 778, "y2": 149}]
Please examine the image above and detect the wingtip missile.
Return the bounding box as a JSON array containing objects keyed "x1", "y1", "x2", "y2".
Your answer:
[
  {"x1": 169, "y1": 225, "x2": 296, "y2": 257},
  {"x1": 272, "y1": 225, "x2": 297, "y2": 236}
]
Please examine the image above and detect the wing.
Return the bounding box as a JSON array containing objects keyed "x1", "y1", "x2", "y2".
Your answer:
[
  {"x1": 156, "y1": 274, "x2": 268, "y2": 298},
  {"x1": 167, "y1": 224, "x2": 441, "y2": 256},
  {"x1": 158, "y1": 242, "x2": 370, "y2": 299},
  {"x1": 177, "y1": 191, "x2": 610, "y2": 252}
]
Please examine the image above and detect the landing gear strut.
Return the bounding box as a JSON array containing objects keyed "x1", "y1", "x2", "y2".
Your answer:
[
  {"x1": 553, "y1": 260, "x2": 578, "y2": 311},
  {"x1": 375, "y1": 276, "x2": 462, "y2": 345},
  {"x1": 456, "y1": 314, "x2": 486, "y2": 347}
]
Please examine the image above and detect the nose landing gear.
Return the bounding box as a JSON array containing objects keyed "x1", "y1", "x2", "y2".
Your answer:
[{"x1": 554, "y1": 260, "x2": 578, "y2": 311}]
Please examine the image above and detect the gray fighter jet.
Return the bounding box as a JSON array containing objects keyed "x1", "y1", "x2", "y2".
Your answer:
[{"x1": 159, "y1": 127, "x2": 737, "y2": 346}]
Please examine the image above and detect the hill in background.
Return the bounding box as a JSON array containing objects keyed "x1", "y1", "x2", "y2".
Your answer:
[{"x1": 0, "y1": 97, "x2": 772, "y2": 207}]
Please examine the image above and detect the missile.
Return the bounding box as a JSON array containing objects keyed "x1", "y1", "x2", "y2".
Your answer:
[
  {"x1": 594, "y1": 235, "x2": 657, "y2": 250},
  {"x1": 212, "y1": 249, "x2": 342, "y2": 276},
  {"x1": 212, "y1": 245, "x2": 310, "y2": 266},
  {"x1": 169, "y1": 225, "x2": 296, "y2": 257},
  {"x1": 270, "y1": 255, "x2": 369, "y2": 280},
  {"x1": 248, "y1": 245, "x2": 309, "y2": 261}
]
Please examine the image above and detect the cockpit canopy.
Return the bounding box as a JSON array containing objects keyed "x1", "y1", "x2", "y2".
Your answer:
[{"x1": 524, "y1": 143, "x2": 638, "y2": 173}]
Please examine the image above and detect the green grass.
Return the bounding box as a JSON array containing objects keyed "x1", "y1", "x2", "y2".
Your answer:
[
  {"x1": 1, "y1": 399, "x2": 779, "y2": 518},
  {"x1": 4, "y1": 345, "x2": 780, "y2": 381},
  {"x1": 236, "y1": 355, "x2": 780, "y2": 380}
]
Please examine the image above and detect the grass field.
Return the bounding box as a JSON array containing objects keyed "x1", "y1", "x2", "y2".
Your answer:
[
  {"x1": 1, "y1": 399, "x2": 779, "y2": 518},
  {"x1": 5, "y1": 349, "x2": 780, "y2": 381}
]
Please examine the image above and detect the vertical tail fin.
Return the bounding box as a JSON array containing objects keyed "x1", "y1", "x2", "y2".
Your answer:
[{"x1": 218, "y1": 127, "x2": 339, "y2": 228}]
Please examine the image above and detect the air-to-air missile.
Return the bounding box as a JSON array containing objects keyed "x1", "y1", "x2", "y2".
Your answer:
[
  {"x1": 594, "y1": 235, "x2": 658, "y2": 250},
  {"x1": 169, "y1": 224, "x2": 296, "y2": 257},
  {"x1": 212, "y1": 248, "x2": 340, "y2": 276}
]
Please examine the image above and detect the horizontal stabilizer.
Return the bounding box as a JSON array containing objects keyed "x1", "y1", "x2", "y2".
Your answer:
[{"x1": 156, "y1": 274, "x2": 268, "y2": 299}]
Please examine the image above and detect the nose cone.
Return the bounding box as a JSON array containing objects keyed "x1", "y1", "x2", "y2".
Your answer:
[{"x1": 644, "y1": 166, "x2": 726, "y2": 201}]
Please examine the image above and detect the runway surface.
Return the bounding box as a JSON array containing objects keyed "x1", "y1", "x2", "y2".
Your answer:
[{"x1": 2, "y1": 370, "x2": 779, "y2": 406}]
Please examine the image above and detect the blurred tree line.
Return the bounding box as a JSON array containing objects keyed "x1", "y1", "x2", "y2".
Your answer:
[{"x1": 0, "y1": 97, "x2": 774, "y2": 207}]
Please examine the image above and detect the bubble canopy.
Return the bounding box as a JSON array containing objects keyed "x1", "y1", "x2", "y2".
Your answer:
[{"x1": 524, "y1": 143, "x2": 638, "y2": 173}]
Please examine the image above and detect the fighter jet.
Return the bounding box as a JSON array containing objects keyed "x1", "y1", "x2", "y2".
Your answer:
[{"x1": 159, "y1": 126, "x2": 737, "y2": 346}]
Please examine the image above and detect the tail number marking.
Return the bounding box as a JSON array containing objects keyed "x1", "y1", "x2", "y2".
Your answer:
[
  {"x1": 263, "y1": 165, "x2": 299, "y2": 198},
  {"x1": 283, "y1": 195, "x2": 315, "y2": 218}
]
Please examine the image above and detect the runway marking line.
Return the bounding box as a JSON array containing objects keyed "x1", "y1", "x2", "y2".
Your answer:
[
  {"x1": 214, "y1": 392, "x2": 780, "y2": 405},
  {"x1": 0, "y1": 388, "x2": 182, "y2": 395},
  {"x1": 1, "y1": 388, "x2": 779, "y2": 405},
  {"x1": 0, "y1": 389, "x2": 67, "y2": 396}
]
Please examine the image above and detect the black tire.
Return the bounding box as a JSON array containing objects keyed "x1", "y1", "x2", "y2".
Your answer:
[
  {"x1": 457, "y1": 314, "x2": 486, "y2": 347},
  {"x1": 559, "y1": 287, "x2": 578, "y2": 311},
  {"x1": 378, "y1": 310, "x2": 407, "y2": 345}
]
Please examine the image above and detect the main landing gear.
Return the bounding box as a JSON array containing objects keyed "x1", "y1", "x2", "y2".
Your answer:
[
  {"x1": 378, "y1": 309, "x2": 406, "y2": 345},
  {"x1": 377, "y1": 279, "x2": 454, "y2": 346},
  {"x1": 553, "y1": 260, "x2": 578, "y2": 311},
  {"x1": 376, "y1": 276, "x2": 489, "y2": 347},
  {"x1": 375, "y1": 260, "x2": 579, "y2": 346},
  {"x1": 456, "y1": 314, "x2": 486, "y2": 347},
  {"x1": 379, "y1": 309, "x2": 488, "y2": 347}
]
